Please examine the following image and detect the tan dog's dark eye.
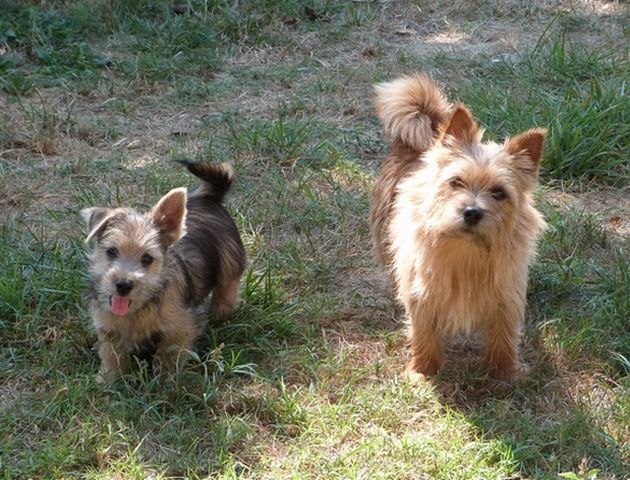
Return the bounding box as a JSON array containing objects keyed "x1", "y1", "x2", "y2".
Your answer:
[
  {"x1": 449, "y1": 178, "x2": 464, "y2": 189},
  {"x1": 106, "y1": 247, "x2": 118, "y2": 259},
  {"x1": 491, "y1": 188, "x2": 507, "y2": 201},
  {"x1": 141, "y1": 253, "x2": 154, "y2": 267}
]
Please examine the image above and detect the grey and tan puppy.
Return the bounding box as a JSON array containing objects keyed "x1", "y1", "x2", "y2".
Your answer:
[{"x1": 81, "y1": 161, "x2": 246, "y2": 382}]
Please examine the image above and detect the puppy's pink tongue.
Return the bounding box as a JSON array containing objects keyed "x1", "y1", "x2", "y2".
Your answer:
[{"x1": 111, "y1": 296, "x2": 130, "y2": 316}]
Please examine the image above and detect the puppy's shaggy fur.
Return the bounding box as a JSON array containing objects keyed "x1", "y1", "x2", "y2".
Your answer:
[
  {"x1": 370, "y1": 74, "x2": 546, "y2": 379},
  {"x1": 82, "y1": 161, "x2": 246, "y2": 381}
]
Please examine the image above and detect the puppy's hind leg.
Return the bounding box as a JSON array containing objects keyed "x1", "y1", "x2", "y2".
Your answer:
[
  {"x1": 153, "y1": 327, "x2": 197, "y2": 381},
  {"x1": 210, "y1": 278, "x2": 241, "y2": 318}
]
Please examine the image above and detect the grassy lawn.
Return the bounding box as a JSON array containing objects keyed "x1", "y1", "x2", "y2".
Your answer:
[{"x1": 1, "y1": 1, "x2": 628, "y2": 478}]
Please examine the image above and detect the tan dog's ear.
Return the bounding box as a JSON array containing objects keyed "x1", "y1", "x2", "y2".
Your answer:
[
  {"x1": 440, "y1": 105, "x2": 481, "y2": 144},
  {"x1": 150, "y1": 187, "x2": 187, "y2": 246},
  {"x1": 505, "y1": 128, "x2": 547, "y2": 184},
  {"x1": 81, "y1": 207, "x2": 113, "y2": 242}
]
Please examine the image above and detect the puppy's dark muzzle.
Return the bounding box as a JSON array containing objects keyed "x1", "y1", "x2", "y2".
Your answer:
[
  {"x1": 115, "y1": 279, "x2": 134, "y2": 296},
  {"x1": 463, "y1": 206, "x2": 484, "y2": 227}
]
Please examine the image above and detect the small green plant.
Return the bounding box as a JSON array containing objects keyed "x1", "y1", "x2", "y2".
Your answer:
[
  {"x1": 0, "y1": 71, "x2": 35, "y2": 95},
  {"x1": 560, "y1": 467, "x2": 601, "y2": 480}
]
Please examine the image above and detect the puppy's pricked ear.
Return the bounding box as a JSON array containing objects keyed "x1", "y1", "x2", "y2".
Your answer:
[
  {"x1": 505, "y1": 128, "x2": 547, "y2": 185},
  {"x1": 150, "y1": 187, "x2": 187, "y2": 246},
  {"x1": 81, "y1": 207, "x2": 113, "y2": 243},
  {"x1": 440, "y1": 105, "x2": 481, "y2": 144}
]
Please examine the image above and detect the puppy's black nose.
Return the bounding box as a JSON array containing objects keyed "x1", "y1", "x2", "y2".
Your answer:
[
  {"x1": 463, "y1": 206, "x2": 484, "y2": 226},
  {"x1": 115, "y1": 279, "x2": 134, "y2": 296}
]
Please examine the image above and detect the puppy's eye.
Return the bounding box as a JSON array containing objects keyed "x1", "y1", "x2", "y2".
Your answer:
[
  {"x1": 491, "y1": 188, "x2": 507, "y2": 201},
  {"x1": 449, "y1": 178, "x2": 464, "y2": 189},
  {"x1": 141, "y1": 253, "x2": 154, "y2": 267},
  {"x1": 106, "y1": 247, "x2": 118, "y2": 259}
]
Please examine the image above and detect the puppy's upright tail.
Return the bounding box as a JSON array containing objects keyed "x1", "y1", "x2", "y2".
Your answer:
[
  {"x1": 374, "y1": 74, "x2": 451, "y2": 153},
  {"x1": 177, "y1": 159, "x2": 234, "y2": 203}
]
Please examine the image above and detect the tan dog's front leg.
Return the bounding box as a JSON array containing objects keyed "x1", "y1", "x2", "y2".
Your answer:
[
  {"x1": 484, "y1": 301, "x2": 524, "y2": 380},
  {"x1": 407, "y1": 299, "x2": 443, "y2": 376}
]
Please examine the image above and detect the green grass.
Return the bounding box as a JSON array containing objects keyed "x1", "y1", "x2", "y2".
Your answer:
[
  {"x1": 1, "y1": 1, "x2": 628, "y2": 478},
  {"x1": 455, "y1": 31, "x2": 629, "y2": 185}
]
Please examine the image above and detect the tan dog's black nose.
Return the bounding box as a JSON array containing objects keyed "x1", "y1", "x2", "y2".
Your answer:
[{"x1": 463, "y1": 206, "x2": 484, "y2": 226}]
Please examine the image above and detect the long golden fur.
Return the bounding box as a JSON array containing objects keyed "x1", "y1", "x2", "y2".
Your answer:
[
  {"x1": 82, "y1": 161, "x2": 246, "y2": 382},
  {"x1": 370, "y1": 74, "x2": 546, "y2": 379}
]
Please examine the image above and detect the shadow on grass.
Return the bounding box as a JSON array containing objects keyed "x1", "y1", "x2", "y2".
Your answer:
[{"x1": 431, "y1": 327, "x2": 628, "y2": 478}]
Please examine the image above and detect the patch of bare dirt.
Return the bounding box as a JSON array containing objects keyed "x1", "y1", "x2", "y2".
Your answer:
[{"x1": 547, "y1": 187, "x2": 630, "y2": 239}]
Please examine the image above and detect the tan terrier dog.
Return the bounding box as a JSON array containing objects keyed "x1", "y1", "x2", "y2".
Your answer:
[
  {"x1": 82, "y1": 161, "x2": 246, "y2": 382},
  {"x1": 370, "y1": 74, "x2": 546, "y2": 379}
]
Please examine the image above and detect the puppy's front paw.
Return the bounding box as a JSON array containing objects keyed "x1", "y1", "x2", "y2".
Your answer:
[{"x1": 95, "y1": 367, "x2": 117, "y2": 384}]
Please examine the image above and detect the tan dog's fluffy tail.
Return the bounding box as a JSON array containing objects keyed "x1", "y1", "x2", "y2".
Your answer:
[
  {"x1": 374, "y1": 74, "x2": 451, "y2": 153},
  {"x1": 177, "y1": 159, "x2": 235, "y2": 203}
]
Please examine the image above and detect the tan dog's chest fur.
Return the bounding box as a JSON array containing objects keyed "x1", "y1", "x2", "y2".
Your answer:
[{"x1": 370, "y1": 74, "x2": 546, "y2": 379}]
